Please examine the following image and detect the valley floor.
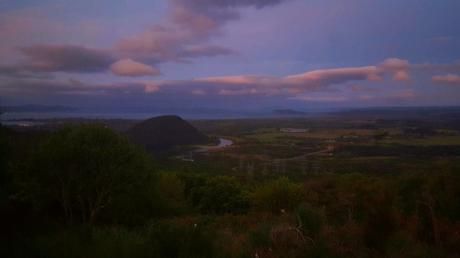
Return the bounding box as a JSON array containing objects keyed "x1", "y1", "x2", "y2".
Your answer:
[{"x1": 2, "y1": 111, "x2": 460, "y2": 257}]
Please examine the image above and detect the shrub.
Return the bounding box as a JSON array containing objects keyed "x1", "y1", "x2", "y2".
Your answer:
[
  {"x1": 155, "y1": 172, "x2": 187, "y2": 215},
  {"x1": 189, "y1": 176, "x2": 249, "y2": 214},
  {"x1": 148, "y1": 221, "x2": 218, "y2": 258},
  {"x1": 251, "y1": 177, "x2": 302, "y2": 213},
  {"x1": 296, "y1": 203, "x2": 324, "y2": 237}
]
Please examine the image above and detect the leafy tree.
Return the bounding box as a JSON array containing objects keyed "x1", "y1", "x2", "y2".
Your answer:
[{"x1": 25, "y1": 124, "x2": 154, "y2": 224}]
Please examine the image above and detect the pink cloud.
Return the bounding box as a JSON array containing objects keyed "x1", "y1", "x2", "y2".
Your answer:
[
  {"x1": 381, "y1": 58, "x2": 410, "y2": 70},
  {"x1": 1, "y1": 57, "x2": 432, "y2": 102},
  {"x1": 192, "y1": 66, "x2": 386, "y2": 95},
  {"x1": 380, "y1": 58, "x2": 411, "y2": 81},
  {"x1": 432, "y1": 74, "x2": 460, "y2": 85},
  {"x1": 284, "y1": 66, "x2": 382, "y2": 88},
  {"x1": 393, "y1": 70, "x2": 411, "y2": 81},
  {"x1": 141, "y1": 81, "x2": 163, "y2": 93},
  {"x1": 138, "y1": 58, "x2": 416, "y2": 97},
  {"x1": 110, "y1": 59, "x2": 160, "y2": 77},
  {"x1": 191, "y1": 89, "x2": 207, "y2": 95},
  {"x1": 196, "y1": 75, "x2": 276, "y2": 85},
  {"x1": 218, "y1": 88, "x2": 259, "y2": 96}
]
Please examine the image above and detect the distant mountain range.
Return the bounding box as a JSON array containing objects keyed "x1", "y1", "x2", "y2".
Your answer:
[
  {"x1": 272, "y1": 109, "x2": 307, "y2": 116},
  {"x1": 1, "y1": 105, "x2": 78, "y2": 113},
  {"x1": 3, "y1": 105, "x2": 460, "y2": 120},
  {"x1": 337, "y1": 106, "x2": 460, "y2": 119}
]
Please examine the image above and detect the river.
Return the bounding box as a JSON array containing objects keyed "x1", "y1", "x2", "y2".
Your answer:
[
  {"x1": 196, "y1": 138, "x2": 233, "y2": 152},
  {"x1": 216, "y1": 138, "x2": 233, "y2": 148}
]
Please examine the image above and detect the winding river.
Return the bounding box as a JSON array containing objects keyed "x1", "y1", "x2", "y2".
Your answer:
[
  {"x1": 216, "y1": 138, "x2": 233, "y2": 148},
  {"x1": 196, "y1": 138, "x2": 233, "y2": 152}
]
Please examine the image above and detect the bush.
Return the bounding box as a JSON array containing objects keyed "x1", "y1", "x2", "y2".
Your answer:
[
  {"x1": 188, "y1": 176, "x2": 249, "y2": 214},
  {"x1": 251, "y1": 177, "x2": 302, "y2": 213},
  {"x1": 296, "y1": 203, "x2": 324, "y2": 237},
  {"x1": 28, "y1": 226, "x2": 153, "y2": 258},
  {"x1": 154, "y1": 172, "x2": 187, "y2": 215},
  {"x1": 148, "y1": 221, "x2": 218, "y2": 258}
]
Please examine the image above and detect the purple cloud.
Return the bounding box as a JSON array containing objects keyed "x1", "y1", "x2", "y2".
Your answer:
[
  {"x1": 180, "y1": 45, "x2": 235, "y2": 58},
  {"x1": 20, "y1": 45, "x2": 114, "y2": 72},
  {"x1": 3, "y1": 57, "x2": 458, "y2": 106},
  {"x1": 116, "y1": 0, "x2": 288, "y2": 63},
  {"x1": 0, "y1": 77, "x2": 147, "y2": 96}
]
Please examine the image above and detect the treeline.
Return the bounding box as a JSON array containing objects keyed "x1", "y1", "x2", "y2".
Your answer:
[{"x1": 1, "y1": 124, "x2": 460, "y2": 257}]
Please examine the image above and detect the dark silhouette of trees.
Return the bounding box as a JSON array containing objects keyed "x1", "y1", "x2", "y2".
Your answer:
[
  {"x1": 0, "y1": 125, "x2": 10, "y2": 203},
  {"x1": 25, "y1": 124, "x2": 154, "y2": 224}
]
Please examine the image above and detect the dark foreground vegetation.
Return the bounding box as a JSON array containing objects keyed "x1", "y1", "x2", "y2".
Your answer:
[{"x1": 2, "y1": 112, "x2": 460, "y2": 257}]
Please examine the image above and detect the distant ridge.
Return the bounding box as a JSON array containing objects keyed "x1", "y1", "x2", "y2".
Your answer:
[
  {"x1": 0, "y1": 105, "x2": 77, "y2": 113},
  {"x1": 126, "y1": 115, "x2": 209, "y2": 150},
  {"x1": 273, "y1": 109, "x2": 307, "y2": 116}
]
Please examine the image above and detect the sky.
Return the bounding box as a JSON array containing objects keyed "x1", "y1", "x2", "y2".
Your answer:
[{"x1": 1, "y1": 0, "x2": 460, "y2": 111}]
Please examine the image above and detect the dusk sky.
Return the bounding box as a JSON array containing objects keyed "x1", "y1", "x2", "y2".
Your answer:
[{"x1": 1, "y1": 0, "x2": 460, "y2": 111}]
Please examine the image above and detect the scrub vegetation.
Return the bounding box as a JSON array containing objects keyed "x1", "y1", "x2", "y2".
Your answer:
[{"x1": 2, "y1": 112, "x2": 460, "y2": 257}]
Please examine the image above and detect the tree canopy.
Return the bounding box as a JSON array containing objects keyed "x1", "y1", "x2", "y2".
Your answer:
[{"x1": 26, "y1": 124, "x2": 154, "y2": 224}]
